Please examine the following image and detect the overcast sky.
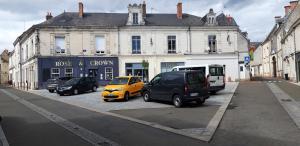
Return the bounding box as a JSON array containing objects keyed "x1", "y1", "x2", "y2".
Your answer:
[{"x1": 0, "y1": 0, "x2": 292, "y2": 52}]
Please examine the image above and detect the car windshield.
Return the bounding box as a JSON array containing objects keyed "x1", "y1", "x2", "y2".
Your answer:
[
  {"x1": 108, "y1": 77, "x2": 129, "y2": 85},
  {"x1": 64, "y1": 78, "x2": 80, "y2": 86},
  {"x1": 47, "y1": 79, "x2": 58, "y2": 84},
  {"x1": 209, "y1": 67, "x2": 224, "y2": 76}
]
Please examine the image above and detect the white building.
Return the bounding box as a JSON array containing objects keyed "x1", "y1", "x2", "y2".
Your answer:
[{"x1": 10, "y1": 2, "x2": 249, "y2": 89}]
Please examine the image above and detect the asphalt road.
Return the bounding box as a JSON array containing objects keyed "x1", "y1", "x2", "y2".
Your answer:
[{"x1": 1, "y1": 82, "x2": 300, "y2": 146}]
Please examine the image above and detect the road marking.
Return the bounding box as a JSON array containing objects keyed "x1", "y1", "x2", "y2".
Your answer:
[
  {"x1": 267, "y1": 83, "x2": 300, "y2": 129},
  {"x1": 0, "y1": 124, "x2": 9, "y2": 146},
  {"x1": 0, "y1": 89, "x2": 120, "y2": 146}
]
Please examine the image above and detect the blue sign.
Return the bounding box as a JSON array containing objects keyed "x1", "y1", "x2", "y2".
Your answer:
[{"x1": 244, "y1": 56, "x2": 250, "y2": 63}]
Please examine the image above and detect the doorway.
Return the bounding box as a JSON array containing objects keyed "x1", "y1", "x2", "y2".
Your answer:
[{"x1": 272, "y1": 56, "x2": 277, "y2": 78}]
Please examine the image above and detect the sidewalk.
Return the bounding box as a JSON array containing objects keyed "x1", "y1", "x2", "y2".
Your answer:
[{"x1": 276, "y1": 80, "x2": 300, "y2": 102}]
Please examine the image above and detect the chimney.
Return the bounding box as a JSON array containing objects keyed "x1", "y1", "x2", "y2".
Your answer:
[
  {"x1": 275, "y1": 16, "x2": 283, "y2": 24},
  {"x1": 284, "y1": 5, "x2": 291, "y2": 15},
  {"x1": 290, "y1": 1, "x2": 298, "y2": 11},
  {"x1": 79, "y1": 2, "x2": 84, "y2": 18},
  {"x1": 177, "y1": 2, "x2": 182, "y2": 19},
  {"x1": 46, "y1": 12, "x2": 53, "y2": 20},
  {"x1": 226, "y1": 15, "x2": 232, "y2": 24},
  {"x1": 142, "y1": 1, "x2": 146, "y2": 18}
]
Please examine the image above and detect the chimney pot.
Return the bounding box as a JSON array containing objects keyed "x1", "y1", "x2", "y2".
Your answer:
[
  {"x1": 142, "y1": 1, "x2": 146, "y2": 18},
  {"x1": 177, "y1": 2, "x2": 182, "y2": 19},
  {"x1": 284, "y1": 5, "x2": 291, "y2": 15},
  {"x1": 46, "y1": 12, "x2": 53, "y2": 20},
  {"x1": 79, "y1": 2, "x2": 84, "y2": 18}
]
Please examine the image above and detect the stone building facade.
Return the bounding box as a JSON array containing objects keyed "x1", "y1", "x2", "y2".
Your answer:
[{"x1": 9, "y1": 2, "x2": 249, "y2": 89}]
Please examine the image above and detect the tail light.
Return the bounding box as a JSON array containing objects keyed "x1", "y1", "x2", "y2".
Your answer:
[{"x1": 184, "y1": 84, "x2": 189, "y2": 95}]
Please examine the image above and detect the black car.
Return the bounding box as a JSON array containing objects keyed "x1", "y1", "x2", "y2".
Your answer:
[
  {"x1": 46, "y1": 77, "x2": 73, "y2": 93},
  {"x1": 142, "y1": 71, "x2": 209, "y2": 107},
  {"x1": 56, "y1": 77, "x2": 98, "y2": 96}
]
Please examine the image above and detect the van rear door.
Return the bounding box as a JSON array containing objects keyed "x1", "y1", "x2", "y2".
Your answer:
[
  {"x1": 186, "y1": 72, "x2": 206, "y2": 97},
  {"x1": 209, "y1": 66, "x2": 224, "y2": 87}
]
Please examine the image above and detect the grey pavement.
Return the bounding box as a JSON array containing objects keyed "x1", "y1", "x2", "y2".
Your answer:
[
  {"x1": 210, "y1": 81, "x2": 300, "y2": 146},
  {"x1": 276, "y1": 80, "x2": 300, "y2": 102},
  {"x1": 1, "y1": 81, "x2": 300, "y2": 146}
]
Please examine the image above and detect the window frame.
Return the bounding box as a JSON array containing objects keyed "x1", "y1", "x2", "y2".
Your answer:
[
  {"x1": 51, "y1": 68, "x2": 60, "y2": 79},
  {"x1": 133, "y1": 13, "x2": 139, "y2": 25},
  {"x1": 105, "y1": 67, "x2": 113, "y2": 80},
  {"x1": 95, "y1": 36, "x2": 106, "y2": 54},
  {"x1": 132, "y1": 36, "x2": 141, "y2": 54},
  {"x1": 167, "y1": 36, "x2": 177, "y2": 54},
  {"x1": 55, "y1": 36, "x2": 66, "y2": 54},
  {"x1": 65, "y1": 68, "x2": 73, "y2": 77},
  {"x1": 208, "y1": 35, "x2": 217, "y2": 53}
]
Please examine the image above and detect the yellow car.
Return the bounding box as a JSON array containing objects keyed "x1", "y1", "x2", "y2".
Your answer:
[{"x1": 102, "y1": 76, "x2": 144, "y2": 102}]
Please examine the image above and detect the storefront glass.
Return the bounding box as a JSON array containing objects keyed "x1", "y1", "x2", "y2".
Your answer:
[
  {"x1": 161, "y1": 62, "x2": 184, "y2": 73},
  {"x1": 125, "y1": 63, "x2": 149, "y2": 82}
]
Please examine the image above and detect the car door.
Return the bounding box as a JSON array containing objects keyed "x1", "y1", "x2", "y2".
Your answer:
[
  {"x1": 128, "y1": 77, "x2": 137, "y2": 95},
  {"x1": 80, "y1": 78, "x2": 89, "y2": 92},
  {"x1": 148, "y1": 74, "x2": 162, "y2": 100}
]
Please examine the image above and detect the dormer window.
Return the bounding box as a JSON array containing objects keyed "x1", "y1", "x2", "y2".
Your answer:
[
  {"x1": 206, "y1": 8, "x2": 217, "y2": 25},
  {"x1": 133, "y1": 13, "x2": 138, "y2": 24}
]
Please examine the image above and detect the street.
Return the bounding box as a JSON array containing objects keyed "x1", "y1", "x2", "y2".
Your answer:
[{"x1": 1, "y1": 80, "x2": 300, "y2": 146}]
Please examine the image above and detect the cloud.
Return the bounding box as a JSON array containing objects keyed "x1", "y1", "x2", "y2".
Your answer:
[{"x1": 0, "y1": 0, "x2": 292, "y2": 52}]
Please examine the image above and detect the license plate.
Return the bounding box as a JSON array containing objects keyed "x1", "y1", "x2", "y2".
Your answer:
[
  {"x1": 190, "y1": 93, "x2": 199, "y2": 97},
  {"x1": 108, "y1": 94, "x2": 114, "y2": 96}
]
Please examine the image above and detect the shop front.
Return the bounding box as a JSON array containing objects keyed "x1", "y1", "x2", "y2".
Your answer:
[{"x1": 37, "y1": 56, "x2": 118, "y2": 88}]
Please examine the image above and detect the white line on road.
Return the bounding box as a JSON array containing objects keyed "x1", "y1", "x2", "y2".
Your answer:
[
  {"x1": 0, "y1": 89, "x2": 120, "y2": 146},
  {"x1": 0, "y1": 124, "x2": 9, "y2": 146}
]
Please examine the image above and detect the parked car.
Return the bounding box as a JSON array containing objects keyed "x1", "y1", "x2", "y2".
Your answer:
[
  {"x1": 142, "y1": 71, "x2": 209, "y2": 108},
  {"x1": 56, "y1": 77, "x2": 98, "y2": 96},
  {"x1": 46, "y1": 77, "x2": 73, "y2": 93},
  {"x1": 172, "y1": 64, "x2": 225, "y2": 94},
  {"x1": 102, "y1": 76, "x2": 144, "y2": 102}
]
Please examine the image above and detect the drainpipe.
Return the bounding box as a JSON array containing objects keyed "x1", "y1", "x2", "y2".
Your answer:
[
  {"x1": 19, "y1": 42, "x2": 22, "y2": 88},
  {"x1": 294, "y1": 30, "x2": 298, "y2": 82},
  {"x1": 188, "y1": 26, "x2": 192, "y2": 53},
  {"x1": 117, "y1": 27, "x2": 120, "y2": 55}
]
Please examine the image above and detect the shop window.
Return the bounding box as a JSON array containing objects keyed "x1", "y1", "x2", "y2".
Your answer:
[
  {"x1": 95, "y1": 36, "x2": 105, "y2": 54},
  {"x1": 51, "y1": 68, "x2": 60, "y2": 79},
  {"x1": 208, "y1": 35, "x2": 217, "y2": 53},
  {"x1": 132, "y1": 36, "x2": 141, "y2": 54},
  {"x1": 240, "y1": 66, "x2": 244, "y2": 72},
  {"x1": 161, "y1": 62, "x2": 184, "y2": 73},
  {"x1": 133, "y1": 13, "x2": 138, "y2": 25},
  {"x1": 55, "y1": 36, "x2": 65, "y2": 54},
  {"x1": 105, "y1": 67, "x2": 113, "y2": 80},
  {"x1": 65, "y1": 68, "x2": 73, "y2": 77},
  {"x1": 168, "y1": 36, "x2": 176, "y2": 54}
]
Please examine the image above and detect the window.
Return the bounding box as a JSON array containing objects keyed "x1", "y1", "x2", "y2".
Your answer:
[
  {"x1": 55, "y1": 36, "x2": 65, "y2": 53},
  {"x1": 240, "y1": 66, "x2": 244, "y2": 72},
  {"x1": 105, "y1": 67, "x2": 113, "y2": 80},
  {"x1": 208, "y1": 35, "x2": 217, "y2": 53},
  {"x1": 151, "y1": 74, "x2": 161, "y2": 85},
  {"x1": 133, "y1": 13, "x2": 138, "y2": 24},
  {"x1": 51, "y1": 68, "x2": 60, "y2": 79},
  {"x1": 65, "y1": 68, "x2": 73, "y2": 77},
  {"x1": 168, "y1": 36, "x2": 176, "y2": 54},
  {"x1": 132, "y1": 36, "x2": 141, "y2": 54},
  {"x1": 95, "y1": 36, "x2": 105, "y2": 54},
  {"x1": 161, "y1": 62, "x2": 184, "y2": 73}
]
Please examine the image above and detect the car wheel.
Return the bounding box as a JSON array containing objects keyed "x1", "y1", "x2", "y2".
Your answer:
[
  {"x1": 49, "y1": 90, "x2": 54, "y2": 93},
  {"x1": 124, "y1": 92, "x2": 129, "y2": 101},
  {"x1": 103, "y1": 99, "x2": 109, "y2": 102},
  {"x1": 196, "y1": 97, "x2": 206, "y2": 105},
  {"x1": 59, "y1": 93, "x2": 63, "y2": 96},
  {"x1": 143, "y1": 91, "x2": 151, "y2": 102},
  {"x1": 92, "y1": 86, "x2": 97, "y2": 92},
  {"x1": 173, "y1": 94, "x2": 183, "y2": 108},
  {"x1": 73, "y1": 89, "x2": 79, "y2": 95}
]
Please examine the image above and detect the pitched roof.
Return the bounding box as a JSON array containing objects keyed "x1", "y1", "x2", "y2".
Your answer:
[{"x1": 37, "y1": 12, "x2": 237, "y2": 28}]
